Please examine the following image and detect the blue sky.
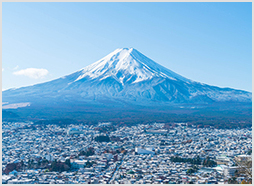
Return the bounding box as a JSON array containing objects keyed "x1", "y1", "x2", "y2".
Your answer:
[{"x1": 2, "y1": 2, "x2": 252, "y2": 92}]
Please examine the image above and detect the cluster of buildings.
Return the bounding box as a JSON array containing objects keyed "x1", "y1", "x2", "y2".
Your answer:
[{"x1": 2, "y1": 121, "x2": 252, "y2": 184}]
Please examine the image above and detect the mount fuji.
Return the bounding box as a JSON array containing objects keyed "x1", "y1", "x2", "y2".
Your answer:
[{"x1": 2, "y1": 48, "x2": 252, "y2": 122}]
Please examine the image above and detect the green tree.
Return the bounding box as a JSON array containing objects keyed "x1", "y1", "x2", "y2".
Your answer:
[
  {"x1": 37, "y1": 160, "x2": 41, "y2": 167},
  {"x1": 94, "y1": 135, "x2": 110, "y2": 142}
]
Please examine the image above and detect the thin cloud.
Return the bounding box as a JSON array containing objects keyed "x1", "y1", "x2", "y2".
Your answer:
[
  {"x1": 2, "y1": 68, "x2": 4, "y2": 72},
  {"x1": 13, "y1": 65, "x2": 19, "y2": 70},
  {"x1": 13, "y1": 68, "x2": 49, "y2": 79}
]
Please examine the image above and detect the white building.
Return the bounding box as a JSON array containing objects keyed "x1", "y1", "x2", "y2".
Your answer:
[
  {"x1": 224, "y1": 166, "x2": 239, "y2": 177},
  {"x1": 45, "y1": 154, "x2": 54, "y2": 161},
  {"x1": 135, "y1": 147, "x2": 155, "y2": 155},
  {"x1": 104, "y1": 153, "x2": 113, "y2": 160},
  {"x1": 71, "y1": 160, "x2": 88, "y2": 169},
  {"x1": 67, "y1": 128, "x2": 82, "y2": 135},
  {"x1": 146, "y1": 129, "x2": 168, "y2": 135}
]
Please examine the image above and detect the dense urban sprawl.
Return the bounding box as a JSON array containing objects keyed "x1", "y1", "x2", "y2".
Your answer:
[{"x1": 2, "y1": 121, "x2": 252, "y2": 184}]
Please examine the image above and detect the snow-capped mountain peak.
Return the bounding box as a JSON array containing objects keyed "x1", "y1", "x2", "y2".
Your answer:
[{"x1": 74, "y1": 48, "x2": 190, "y2": 85}]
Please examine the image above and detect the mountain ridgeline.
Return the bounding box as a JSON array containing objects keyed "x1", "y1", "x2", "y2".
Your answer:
[{"x1": 2, "y1": 48, "x2": 252, "y2": 128}]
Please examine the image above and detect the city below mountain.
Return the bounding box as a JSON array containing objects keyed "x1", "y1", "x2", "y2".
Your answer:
[{"x1": 2, "y1": 48, "x2": 252, "y2": 127}]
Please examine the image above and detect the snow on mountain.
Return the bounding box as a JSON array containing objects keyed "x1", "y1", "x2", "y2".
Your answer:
[
  {"x1": 74, "y1": 48, "x2": 190, "y2": 85},
  {"x1": 2, "y1": 48, "x2": 252, "y2": 108}
]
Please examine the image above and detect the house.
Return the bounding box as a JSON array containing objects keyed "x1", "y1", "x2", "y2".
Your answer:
[{"x1": 71, "y1": 160, "x2": 87, "y2": 169}]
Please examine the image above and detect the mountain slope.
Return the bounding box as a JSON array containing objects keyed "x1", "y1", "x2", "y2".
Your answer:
[{"x1": 2, "y1": 47, "x2": 251, "y2": 119}]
